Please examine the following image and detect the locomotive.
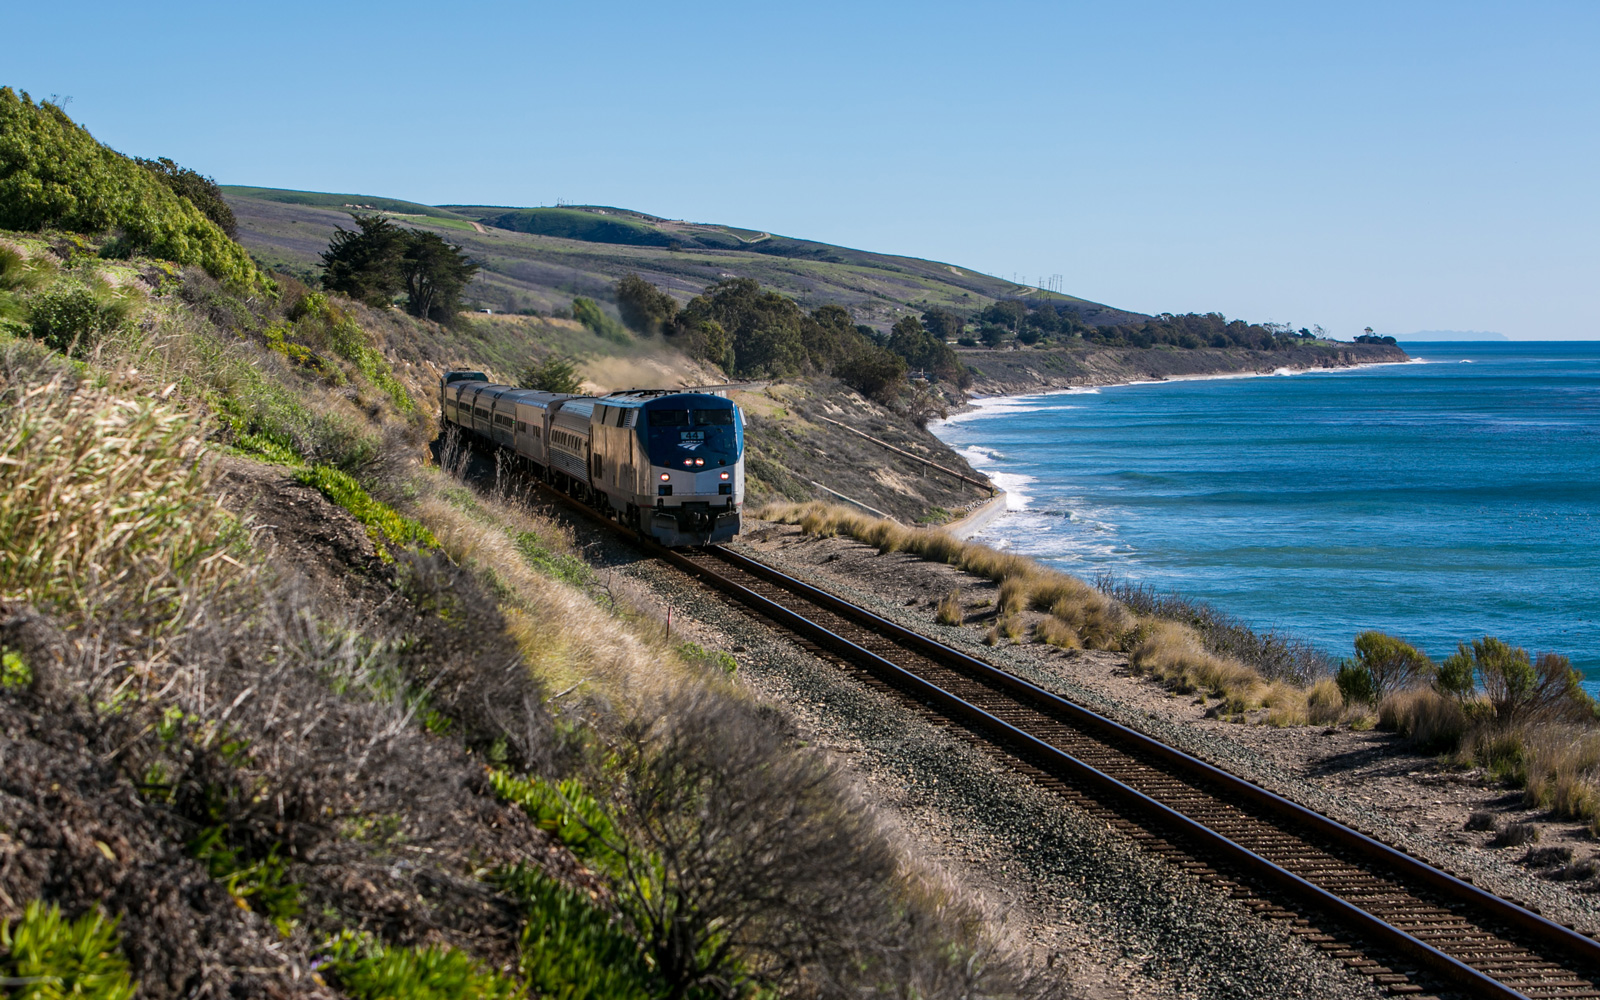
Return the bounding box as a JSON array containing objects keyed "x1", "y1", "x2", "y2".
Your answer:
[{"x1": 438, "y1": 370, "x2": 745, "y2": 546}]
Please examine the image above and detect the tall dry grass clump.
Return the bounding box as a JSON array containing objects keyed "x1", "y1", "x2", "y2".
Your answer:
[
  {"x1": 934, "y1": 588, "x2": 963, "y2": 626},
  {"x1": 1127, "y1": 620, "x2": 1274, "y2": 712},
  {"x1": 1305, "y1": 677, "x2": 1344, "y2": 725},
  {"x1": 1377, "y1": 688, "x2": 1469, "y2": 753},
  {"x1": 0, "y1": 378, "x2": 242, "y2": 628},
  {"x1": 760, "y1": 501, "x2": 1133, "y2": 653}
]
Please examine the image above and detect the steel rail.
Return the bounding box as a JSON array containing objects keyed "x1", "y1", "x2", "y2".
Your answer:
[{"x1": 652, "y1": 542, "x2": 1600, "y2": 1000}]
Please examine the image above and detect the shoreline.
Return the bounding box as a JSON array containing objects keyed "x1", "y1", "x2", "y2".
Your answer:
[{"x1": 938, "y1": 353, "x2": 1426, "y2": 426}]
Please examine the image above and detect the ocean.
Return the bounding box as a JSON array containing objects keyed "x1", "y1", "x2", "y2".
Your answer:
[{"x1": 929, "y1": 342, "x2": 1600, "y2": 686}]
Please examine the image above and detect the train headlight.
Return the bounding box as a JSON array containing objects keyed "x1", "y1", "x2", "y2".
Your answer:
[
  {"x1": 694, "y1": 457, "x2": 704, "y2": 466},
  {"x1": 719, "y1": 471, "x2": 730, "y2": 480},
  {"x1": 683, "y1": 459, "x2": 693, "y2": 467},
  {"x1": 659, "y1": 473, "x2": 670, "y2": 481}
]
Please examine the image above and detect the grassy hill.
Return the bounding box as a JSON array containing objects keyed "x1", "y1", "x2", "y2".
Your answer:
[{"x1": 221, "y1": 186, "x2": 1148, "y2": 331}]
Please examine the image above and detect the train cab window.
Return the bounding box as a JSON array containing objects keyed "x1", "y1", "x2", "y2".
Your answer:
[
  {"x1": 694, "y1": 409, "x2": 734, "y2": 426},
  {"x1": 651, "y1": 409, "x2": 688, "y2": 426}
]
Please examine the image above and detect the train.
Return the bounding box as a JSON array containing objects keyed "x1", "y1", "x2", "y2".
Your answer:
[{"x1": 438, "y1": 370, "x2": 745, "y2": 546}]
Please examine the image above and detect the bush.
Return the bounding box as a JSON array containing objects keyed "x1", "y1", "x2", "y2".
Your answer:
[
  {"x1": 0, "y1": 901, "x2": 136, "y2": 1000},
  {"x1": 1352, "y1": 630, "x2": 1433, "y2": 698},
  {"x1": 1336, "y1": 662, "x2": 1377, "y2": 705},
  {"x1": 317, "y1": 931, "x2": 520, "y2": 1000},
  {"x1": 615, "y1": 273, "x2": 677, "y2": 335},
  {"x1": 0, "y1": 88, "x2": 267, "y2": 291},
  {"x1": 520, "y1": 354, "x2": 584, "y2": 394},
  {"x1": 934, "y1": 588, "x2": 963, "y2": 626},
  {"x1": 834, "y1": 344, "x2": 907, "y2": 404},
  {"x1": 28, "y1": 281, "x2": 126, "y2": 357},
  {"x1": 571, "y1": 296, "x2": 628, "y2": 343},
  {"x1": 1436, "y1": 642, "x2": 1476, "y2": 698},
  {"x1": 493, "y1": 865, "x2": 660, "y2": 1000}
]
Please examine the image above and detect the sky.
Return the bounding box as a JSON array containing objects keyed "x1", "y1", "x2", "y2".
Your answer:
[{"x1": 7, "y1": 1, "x2": 1597, "y2": 339}]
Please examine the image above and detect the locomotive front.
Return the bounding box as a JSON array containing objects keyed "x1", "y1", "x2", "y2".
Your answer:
[{"x1": 637, "y1": 393, "x2": 743, "y2": 546}]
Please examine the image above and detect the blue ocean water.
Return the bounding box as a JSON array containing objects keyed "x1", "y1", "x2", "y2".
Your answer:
[{"x1": 930, "y1": 342, "x2": 1600, "y2": 684}]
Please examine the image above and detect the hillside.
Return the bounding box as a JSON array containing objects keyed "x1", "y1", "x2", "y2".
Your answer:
[
  {"x1": 222, "y1": 187, "x2": 1149, "y2": 331},
  {"x1": 0, "y1": 90, "x2": 1036, "y2": 997}
]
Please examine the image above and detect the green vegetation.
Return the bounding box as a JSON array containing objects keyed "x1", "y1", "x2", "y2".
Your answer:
[
  {"x1": 318, "y1": 931, "x2": 522, "y2": 1000},
  {"x1": 519, "y1": 354, "x2": 584, "y2": 393},
  {"x1": 494, "y1": 865, "x2": 661, "y2": 1000},
  {"x1": 0, "y1": 902, "x2": 136, "y2": 1000},
  {"x1": 189, "y1": 826, "x2": 302, "y2": 936},
  {"x1": 0, "y1": 88, "x2": 266, "y2": 290},
  {"x1": 135, "y1": 156, "x2": 238, "y2": 238},
  {"x1": 319, "y1": 212, "x2": 479, "y2": 323},
  {"x1": 487, "y1": 207, "x2": 673, "y2": 246},
  {"x1": 294, "y1": 464, "x2": 439, "y2": 562},
  {"x1": 26, "y1": 278, "x2": 128, "y2": 357},
  {"x1": 571, "y1": 295, "x2": 627, "y2": 343},
  {"x1": 615, "y1": 272, "x2": 677, "y2": 335}
]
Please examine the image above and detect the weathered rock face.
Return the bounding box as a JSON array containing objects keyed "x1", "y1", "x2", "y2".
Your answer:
[{"x1": 959, "y1": 342, "x2": 1410, "y2": 396}]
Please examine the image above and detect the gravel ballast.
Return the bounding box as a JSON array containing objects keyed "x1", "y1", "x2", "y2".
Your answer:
[{"x1": 578, "y1": 524, "x2": 1388, "y2": 1000}]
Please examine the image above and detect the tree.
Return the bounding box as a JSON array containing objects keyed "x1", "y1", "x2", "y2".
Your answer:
[
  {"x1": 135, "y1": 156, "x2": 237, "y2": 237},
  {"x1": 886, "y1": 315, "x2": 962, "y2": 381},
  {"x1": 920, "y1": 308, "x2": 965, "y2": 343},
  {"x1": 399, "y1": 230, "x2": 479, "y2": 323},
  {"x1": 1435, "y1": 643, "x2": 1476, "y2": 699},
  {"x1": 520, "y1": 355, "x2": 585, "y2": 393},
  {"x1": 320, "y1": 213, "x2": 406, "y2": 308},
  {"x1": 834, "y1": 344, "x2": 906, "y2": 404},
  {"x1": 615, "y1": 273, "x2": 677, "y2": 335},
  {"x1": 321, "y1": 215, "x2": 478, "y2": 322},
  {"x1": 979, "y1": 323, "x2": 1008, "y2": 348},
  {"x1": 980, "y1": 299, "x2": 1027, "y2": 332},
  {"x1": 1351, "y1": 631, "x2": 1433, "y2": 699}
]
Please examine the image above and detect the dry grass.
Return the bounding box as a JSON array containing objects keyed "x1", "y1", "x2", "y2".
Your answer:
[
  {"x1": 1033, "y1": 616, "x2": 1081, "y2": 650},
  {"x1": 761, "y1": 501, "x2": 1132, "y2": 652},
  {"x1": 1305, "y1": 677, "x2": 1344, "y2": 725},
  {"x1": 1378, "y1": 688, "x2": 1470, "y2": 752},
  {"x1": 0, "y1": 377, "x2": 244, "y2": 631},
  {"x1": 934, "y1": 588, "x2": 963, "y2": 627},
  {"x1": 1126, "y1": 620, "x2": 1269, "y2": 708}
]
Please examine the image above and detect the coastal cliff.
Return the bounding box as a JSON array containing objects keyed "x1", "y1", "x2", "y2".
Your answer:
[{"x1": 958, "y1": 342, "x2": 1410, "y2": 396}]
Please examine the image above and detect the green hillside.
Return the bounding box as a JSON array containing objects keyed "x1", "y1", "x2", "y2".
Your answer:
[{"x1": 221, "y1": 186, "x2": 1146, "y2": 331}]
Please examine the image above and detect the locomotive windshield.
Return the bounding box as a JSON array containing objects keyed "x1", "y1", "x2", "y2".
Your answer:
[{"x1": 643, "y1": 401, "x2": 741, "y2": 466}]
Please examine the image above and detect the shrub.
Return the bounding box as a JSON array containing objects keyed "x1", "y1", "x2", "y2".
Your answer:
[
  {"x1": 935, "y1": 588, "x2": 963, "y2": 626},
  {"x1": 834, "y1": 344, "x2": 907, "y2": 404},
  {"x1": 1352, "y1": 630, "x2": 1434, "y2": 699},
  {"x1": 1472, "y1": 636, "x2": 1590, "y2": 723},
  {"x1": 1464, "y1": 810, "x2": 1497, "y2": 832},
  {"x1": 0, "y1": 88, "x2": 267, "y2": 290},
  {"x1": 0, "y1": 901, "x2": 135, "y2": 1000},
  {"x1": 293, "y1": 465, "x2": 439, "y2": 563},
  {"x1": 1492, "y1": 822, "x2": 1539, "y2": 848},
  {"x1": 520, "y1": 354, "x2": 584, "y2": 394},
  {"x1": 1436, "y1": 642, "x2": 1476, "y2": 698},
  {"x1": 572, "y1": 296, "x2": 628, "y2": 343},
  {"x1": 318, "y1": 931, "x2": 521, "y2": 1000},
  {"x1": 493, "y1": 864, "x2": 660, "y2": 1000},
  {"x1": 28, "y1": 281, "x2": 126, "y2": 357},
  {"x1": 1336, "y1": 662, "x2": 1377, "y2": 705},
  {"x1": 615, "y1": 273, "x2": 677, "y2": 335}
]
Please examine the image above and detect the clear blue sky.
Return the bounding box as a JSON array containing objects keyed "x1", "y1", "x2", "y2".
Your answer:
[{"x1": 8, "y1": 1, "x2": 1597, "y2": 338}]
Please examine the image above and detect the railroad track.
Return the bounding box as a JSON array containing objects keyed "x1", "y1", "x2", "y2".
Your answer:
[{"x1": 650, "y1": 542, "x2": 1600, "y2": 1000}]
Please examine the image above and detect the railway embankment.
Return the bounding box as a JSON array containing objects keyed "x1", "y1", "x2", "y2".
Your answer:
[{"x1": 726, "y1": 512, "x2": 1600, "y2": 944}]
